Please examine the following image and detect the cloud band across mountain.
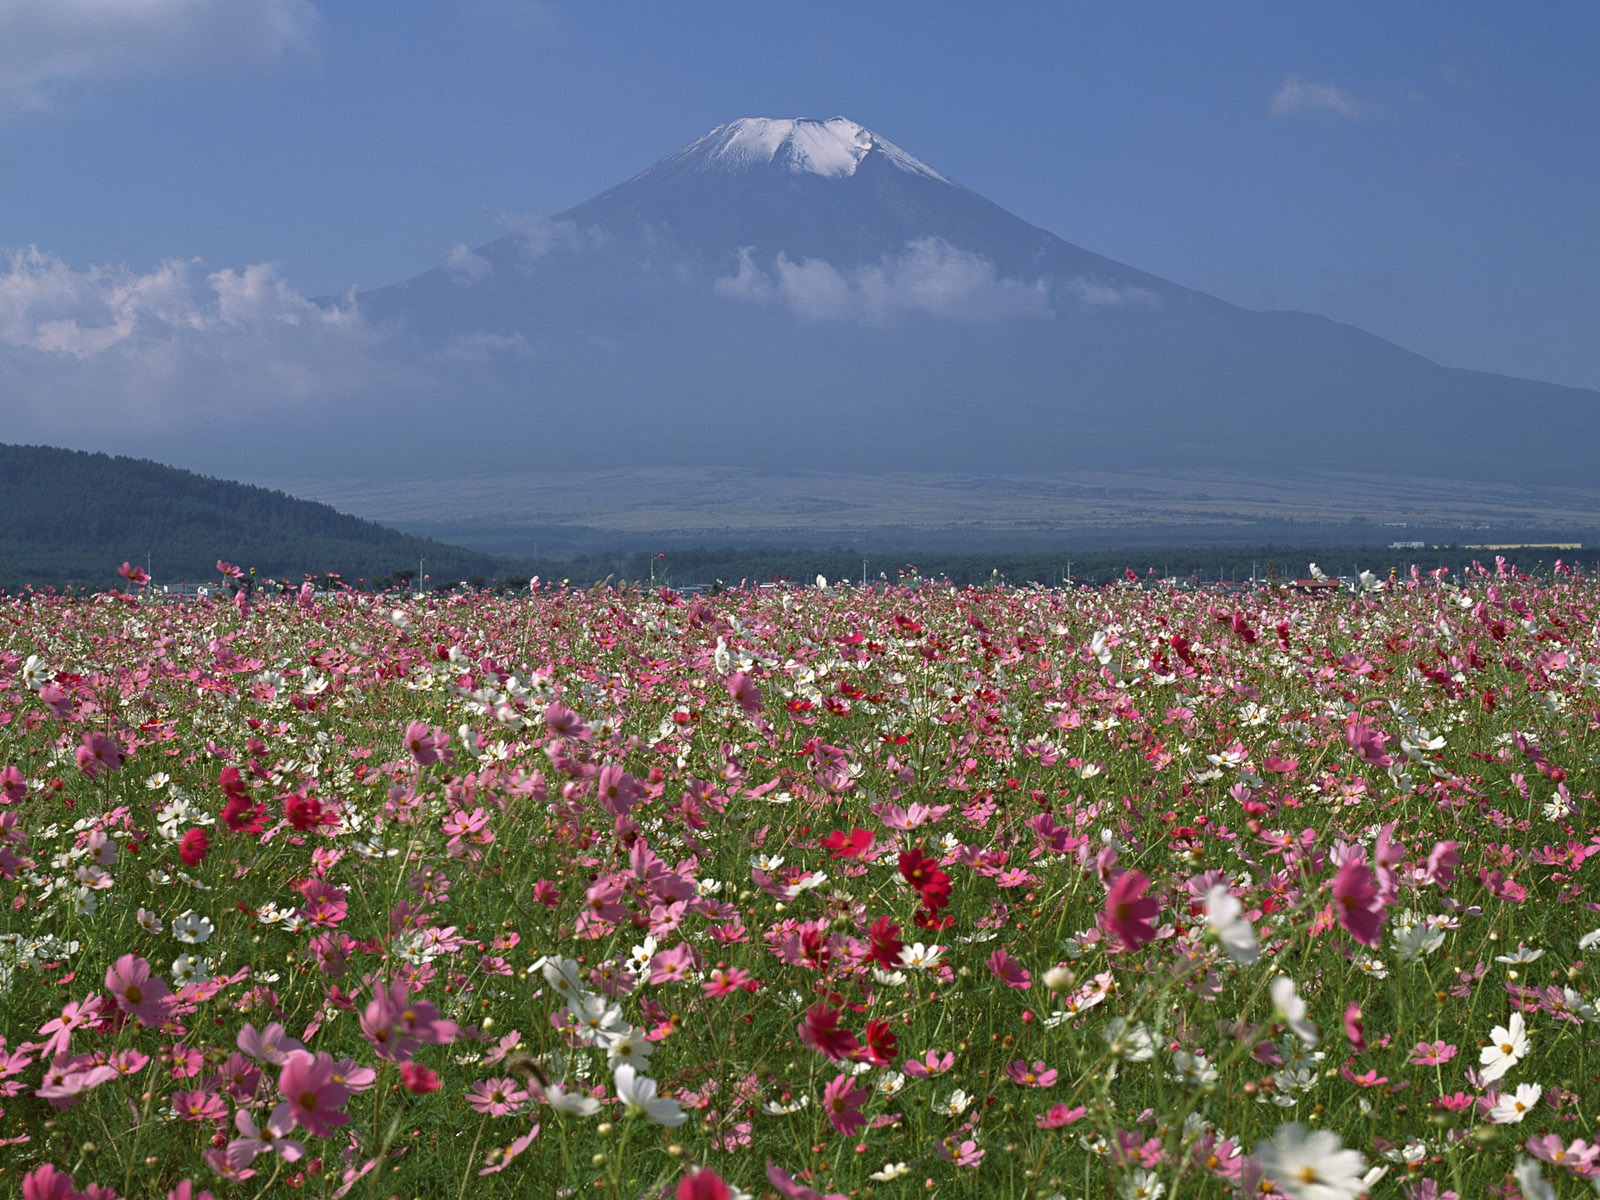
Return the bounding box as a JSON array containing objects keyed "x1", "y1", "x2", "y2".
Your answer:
[{"x1": 715, "y1": 239, "x2": 1055, "y2": 323}]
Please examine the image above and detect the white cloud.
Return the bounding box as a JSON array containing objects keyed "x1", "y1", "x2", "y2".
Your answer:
[
  {"x1": 444, "y1": 243, "x2": 493, "y2": 285},
  {"x1": 0, "y1": 0, "x2": 318, "y2": 117},
  {"x1": 498, "y1": 212, "x2": 588, "y2": 265},
  {"x1": 717, "y1": 239, "x2": 1053, "y2": 323},
  {"x1": 0, "y1": 246, "x2": 400, "y2": 437},
  {"x1": 1268, "y1": 74, "x2": 1375, "y2": 120},
  {"x1": 1063, "y1": 278, "x2": 1159, "y2": 309},
  {"x1": 438, "y1": 330, "x2": 533, "y2": 363}
]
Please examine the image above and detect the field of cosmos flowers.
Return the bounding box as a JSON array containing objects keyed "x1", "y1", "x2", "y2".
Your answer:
[{"x1": 1, "y1": 560, "x2": 1597, "y2": 1200}]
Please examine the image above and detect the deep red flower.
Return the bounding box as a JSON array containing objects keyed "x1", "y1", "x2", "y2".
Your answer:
[
  {"x1": 178, "y1": 828, "x2": 210, "y2": 867},
  {"x1": 821, "y1": 827, "x2": 874, "y2": 859},
  {"x1": 400, "y1": 1061, "x2": 440, "y2": 1093},
  {"x1": 285, "y1": 794, "x2": 330, "y2": 832},
  {"x1": 860, "y1": 1017, "x2": 898, "y2": 1066},
  {"x1": 864, "y1": 916, "x2": 904, "y2": 970},
  {"x1": 797, "y1": 1002, "x2": 858, "y2": 1062}
]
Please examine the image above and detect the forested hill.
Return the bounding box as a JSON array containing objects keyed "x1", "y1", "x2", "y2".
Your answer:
[{"x1": 0, "y1": 443, "x2": 502, "y2": 590}]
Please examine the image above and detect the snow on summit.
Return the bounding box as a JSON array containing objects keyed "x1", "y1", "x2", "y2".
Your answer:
[{"x1": 682, "y1": 117, "x2": 948, "y2": 182}]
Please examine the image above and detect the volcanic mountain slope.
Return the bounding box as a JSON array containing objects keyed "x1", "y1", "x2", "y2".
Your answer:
[{"x1": 349, "y1": 116, "x2": 1597, "y2": 485}]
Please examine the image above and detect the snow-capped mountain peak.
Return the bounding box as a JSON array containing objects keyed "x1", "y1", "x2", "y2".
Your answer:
[{"x1": 679, "y1": 116, "x2": 948, "y2": 182}]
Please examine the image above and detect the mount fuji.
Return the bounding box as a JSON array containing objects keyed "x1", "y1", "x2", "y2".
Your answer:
[{"x1": 323, "y1": 116, "x2": 1595, "y2": 490}]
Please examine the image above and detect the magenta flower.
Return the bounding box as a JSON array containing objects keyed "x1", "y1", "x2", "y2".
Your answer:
[
  {"x1": 678, "y1": 1168, "x2": 733, "y2": 1200},
  {"x1": 1102, "y1": 869, "x2": 1159, "y2": 950},
  {"x1": 403, "y1": 720, "x2": 453, "y2": 766},
  {"x1": 1331, "y1": 856, "x2": 1385, "y2": 946},
  {"x1": 987, "y1": 947, "x2": 1032, "y2": 988},
  {"x1": 1409, "y1": 1040, "x2": 1458, "y2": 1066},
  {"x1": 105, "y1": 954, "x2": 172, "y2": 1027},
  {"x1": 278, "y1": 1050, "x2": 351, "y2": 1137},
  {"x1": 74, "y1": 731, "x2": 122, "y2": 779},
  {"x1": 821, "y1": 1071, "x2": 869, "y2": 1136},
  {"x1": 724, "y1": 672, "x2": 763, "y2": 716}
]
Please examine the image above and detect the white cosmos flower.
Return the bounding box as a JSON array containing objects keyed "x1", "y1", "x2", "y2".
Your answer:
[
  {"x1": 1514, "y1": 1156, "x2": 1559, "y2": 1200},
  {"x1": 599, "y1": 1025, "x2": 655, "y2": 1069},
  {"x1": 870, "y1": 1162, "x2": 911, "y2": 1181},
  {"x1": 1203, "y1": 884, "x2": 1259, "y2": 965},
  {"x1": 1487, "y1": 1082, "x2": 1543, "y2": 1124},
  {"x1": 536, "y1": 956, "x2": 587, "y2": 1001},
  {"x1": 1479, "y1": 1010, "x2": 1529, "y2": 1083},
  {"x1": 898, "y1": 942, "x2": 945, "y2": 970},
  {"x1": 1255, "y1": 1123, "x2": 1368, "y2": 1200},
  {"x1": 171, "y1": 911, "x2": 214, "y2": 944},
  {"x1": 1270, "y1": 977, "x2": 1320, "y2": 1047},
  {"x1": 612, "y1": 1064, "x2": 686, "y2": 1127},
  {"x1": 541, "y1": 1082, "x2": 601, "y2": 1117},
  {"x1": 136, "y1": 908, "x2": 164, "y2": 935}
]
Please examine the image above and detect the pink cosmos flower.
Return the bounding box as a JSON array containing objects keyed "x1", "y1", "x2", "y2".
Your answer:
[
  {"x1": 278, "y1": 1050, "x2": 351, "y2": 1137},
  {"x1": 225, "y1": 1107, "x2": 305, "y2": 1177},
  {"x1": 1330, "y1": 856, "x2": 1385, "y2": 947},
  {"x1": 1102, "y1": 869, "x2": 1159, "y2": 949},
  {"x1": 1, "y1": 764, "x2": 28, "y2": 802},
  {"x1": 1526, "y1": 1134, "x2": 1600, "y2": 1176},
  {"x1": 1344, "y1": 1004, "x2": 1367, "y2": 1053},
  {"x1": 1006, "y1": 1059, "x2": 1057, "y2": 1088},
  {"x1": 1410, "y1": 1040, "x2": 1457, "y2": 1066},
  {"x1": 466, "y1": 1078, "x2": 529, "y2": 1117},
  {"x1": 477, "y1": 1122, "x2": 541, "y2": 1175},
  {"x1": 938, "y1": 1137, "x2": 984, "y2": 1166},
  {"x1": 649, "y1": 943, "x2": 699, "y2": 985},
  {"x1": 595, "y1": 764, "x2": 643, "y2": 817},
  {"x1": 1036, "y1": 1103, "x2": 1088, "y2": 1128},
  {"x1": 105, "y1": 954, "x2": 172, "y2": 1027},
  {"x1": 236, "y1": 1021, "x2": 305, "y2": 1066},
  {"x1": 172, "y1": 1089, "x2": 228, "y2": 1122},
  {"x1": 21, "y1": 1163, "x2": 84, "y2": 1199},
  {"x1": 821, "y1": 1072, "x2": 869, "y2": 1136},
  {"x1": 903, "y1": 1049, "x2": 954, "y2": 1077},
  {"x1": 37, "y1": 996, "x2": 103, "y2": 1060},
  {"x1": 765, "y1": 1162, "x2": 849, "y2": 1200}
]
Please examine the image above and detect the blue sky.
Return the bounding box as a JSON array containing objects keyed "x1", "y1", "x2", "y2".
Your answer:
[{"x1": 2, "y1": 0, "x2": 1598, "y2": 404}]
